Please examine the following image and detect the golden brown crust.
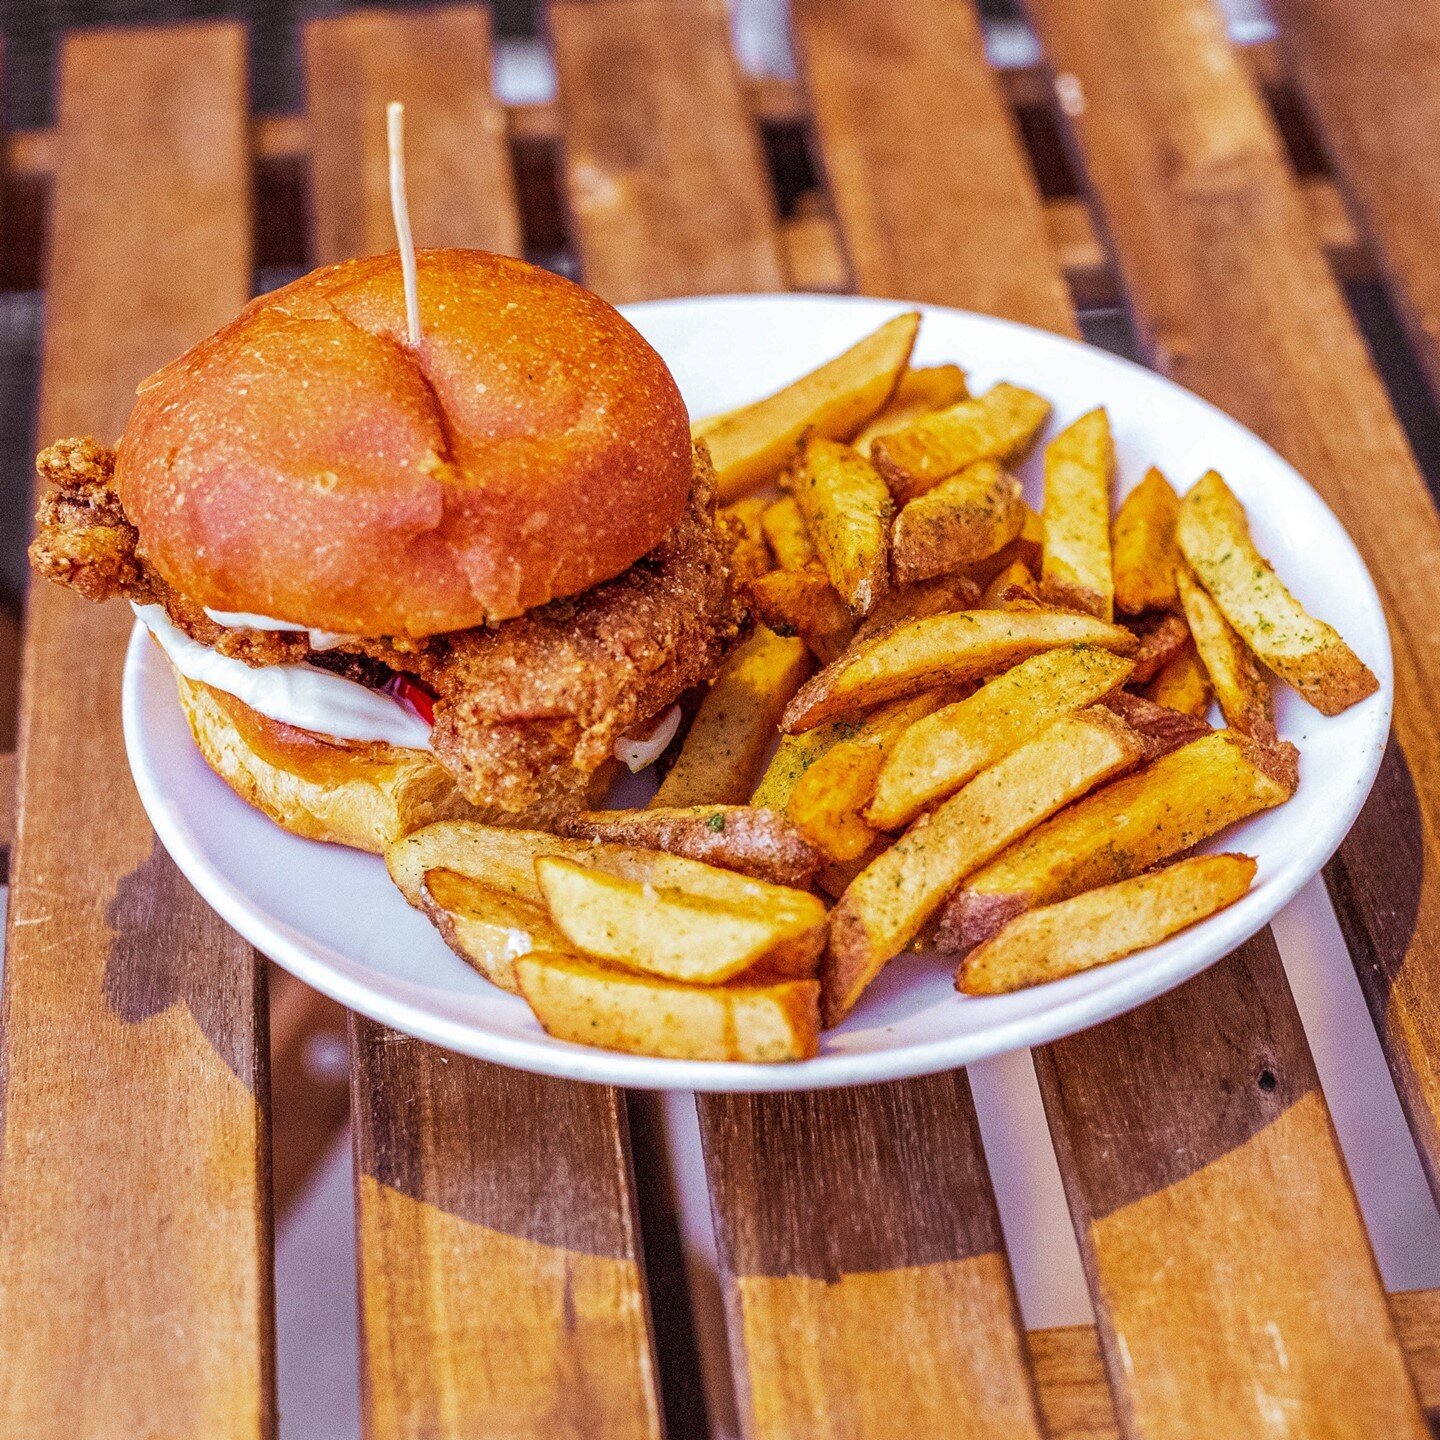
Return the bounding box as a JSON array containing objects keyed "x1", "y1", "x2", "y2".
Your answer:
[
  {"x1": 115, "y1": 249, "x2": 693, "y2": 636},
  {"x1": 175, "y1": 672, "x2": 486, "y2": 851}
]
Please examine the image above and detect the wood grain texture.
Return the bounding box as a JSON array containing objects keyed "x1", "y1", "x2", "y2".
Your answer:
[
  {"x1": 1037, "y1": 933, "x2": 1427, "y2": 1438},
  {"x1": 549, "y1": 0, "x2": 784, "y2": 302},
  {"x1": 301, "y1": 12, "x2": 663, "y2": 1435},
  {"x1": 1026, "y1": 0, "x2": 1440, "y2": 1211},
  {"x1": 0, "y1": 23, "x2": 274, "y2": 1438},
  {"x1": 350, "y1": 1023, "x2": 661, "y2": 1440},
  {"x1": 1269, "y1": 0, "x2": 1440, "y2": 400},
  {"x1": 793, "y1": 0, "x2": 1074, "y2": 329},
  {"x1": 549, "y1": 6, "x2": 1044, "y2": 1435},
  {"x1": 304, "y1": 5, "x2": 521, "y2": 262}
]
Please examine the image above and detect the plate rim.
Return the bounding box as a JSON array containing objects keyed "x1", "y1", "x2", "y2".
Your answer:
[{"x1": 120, "y1": 290, "x2": 1395, "y2": 1092}]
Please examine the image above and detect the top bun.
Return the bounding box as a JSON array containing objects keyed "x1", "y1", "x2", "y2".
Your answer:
[{"x1": 115, "y1": 250, "x2": 692, "y2": 636}]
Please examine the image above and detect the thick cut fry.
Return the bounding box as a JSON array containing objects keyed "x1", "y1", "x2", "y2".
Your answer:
[
  {"x1": 751, "y1": 721, "x2": 848, "y2": 811},
  {"x1": 891, "y1": 460, "x2": 1025, "y2": 585},
  {"x1": 935, "y1": 730, "x2": 1297, "y2": 954},
  {"x1": 760, "y1": 494, "x2": 817, "y2": 571},
  {"x1": 1177, "y1": 471, "x2": 1379, "y2": 714},
  {"x1": 958, "y1": 853, "x2": 1257, "y2": 995},
  {"x1": 788, "y1": 433, "x2": 893, "y2": 613},
  {"x1": 854, "y1": 573, "x2": 981, "y2": 643},
  {"x1": 1099, "y1": 690, "x2": 1211, "y2": 759},
  {"x1": 853, "y1": 364, "x2": 971, "y2": 454},
  {"x1": 695, "y1": 312, "x2": 919, "y2": 501},
  {"x1": 969, "y1": 503, "x2": 1044, "y2": 587},
  {"x1": 536, "y1": 856, "x2": 827, "y2": 984},
  {"x1": 747, "y1": 566, "x2": 856, "y2": 661},
  {"x1": 868, "y1": 646, "x2": 1135, "y2": 829},
  {"x1": 871, "y1": 382, "x2": 1051, "y2": 503},
  {"x1": 1041, "y1": 407, "x2": 1114, "y2": 619},
  {"x1": 1112, "y1": 467, "x2": 1181, "y2": 614},
  {"x1": 516, "y1": 952, "x2": 821, "y2": 1062},
  {"x1": 1127, "y1": 612, "x2": 1191, "y2": 685},
  {"x1": 1145, "y1": 638, "x2": 1212, "y2": 718},
  {"x1": 555, "y1": 806, "x2": 822, "y2": 889},
  {"x1": 786, "y1": 692, "x2": 944, "y2": 861},
  {"x1": 721, "y1": 494, "x2": 773, "y2": 584},
  {"x1": 388, "y1": 823, "x2": 595, "y2": 909},
  {"x1": 782, "y1": 608, "x2": 1138, "y2": 733},
  {"x1": 1176, "y1": 564, "x2": 1275, "y2": 741},
  {"x1": 654, "y1": 626, "x2": 812, "y2": 805},
  {"x1": 824, "y1": 707, "x2": 1145, "y2": 1020},
  {"x1": 980, "y1": 559, "x2": 1040, "y2": 610},
  {"x1": 421, "y1": 869, "x2": 568, "y2": 993}
]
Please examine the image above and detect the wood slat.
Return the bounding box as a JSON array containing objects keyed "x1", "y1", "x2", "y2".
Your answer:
[
  {"x1": 550, "y1": 0, "x2": 784, "y2": 302},
  {"x1": 1029, "y1": 0, "x2": 1440, "y2": 1217},
  {"x1": 301, "y1": 11, "x2": 662, "y2": 1437},
  {"x1": 0, "y1": 22, "x2": 273, "y2": 1438},
  {"x1": 1017, "y1": 0, "x2": 1439, "y2": 1431},
  {"x1": 798, "y1": 2, "x2": 1427, "y2": 1436},
  {"x1": 1269, "y1": 0, "x2": 1440, "y2": 400},
  {"x1": 549, "y1": 4, "x2": 1045, "y2": 1436}
]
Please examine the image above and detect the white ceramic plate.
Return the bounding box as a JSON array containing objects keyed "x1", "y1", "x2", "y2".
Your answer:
[{"x1": 122, "y1": 294, "x2": 1392, "y2": 1091}]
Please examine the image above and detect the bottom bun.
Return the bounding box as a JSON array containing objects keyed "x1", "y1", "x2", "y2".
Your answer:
[{"x1": 174, "y1": 670, "x2": 483, "y2": 853}]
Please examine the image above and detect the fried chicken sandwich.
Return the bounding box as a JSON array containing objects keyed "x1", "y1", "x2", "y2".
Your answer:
[{"x1": 31, "y1": 249, "x2": 743, "y2": 850}]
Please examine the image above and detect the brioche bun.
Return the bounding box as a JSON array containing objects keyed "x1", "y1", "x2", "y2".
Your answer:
[
  {"x1": 117, "y1": 250, "x2": 692, "y2": 637},
  {"x1": 175, "y1": 673, "x2": 482, "y2": 852}
]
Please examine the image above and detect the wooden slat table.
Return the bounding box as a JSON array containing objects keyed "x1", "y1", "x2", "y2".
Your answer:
[{"x1": 1, "y1": 5, "x2": 1438, "y2": 1438}]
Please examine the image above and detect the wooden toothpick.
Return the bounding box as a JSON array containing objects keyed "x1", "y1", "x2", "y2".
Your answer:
[{"x1": 387, "y1": 100, "x2": 422, "y2": 347}]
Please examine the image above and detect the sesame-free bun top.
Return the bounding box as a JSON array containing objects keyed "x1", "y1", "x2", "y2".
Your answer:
[{"x1": 115, "y1": 249, "x2": 693, "y2": 636}]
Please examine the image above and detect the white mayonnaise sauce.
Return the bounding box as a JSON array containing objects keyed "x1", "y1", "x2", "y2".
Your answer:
[
  {"x1": 202, "y1": 607, "x2": 358, "y2": 651},
  {"x1": 133, "y1": 603, "x2": 433, "y2": 749}
]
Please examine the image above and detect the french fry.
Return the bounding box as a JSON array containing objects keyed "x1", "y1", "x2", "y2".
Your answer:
[
  {"x1": 935, "y1": 730, "x2": 1297, "y2": 954},
  {"x1": 747, "y1": 567, "x2": 856, "y2": 662},
  {"x1": 751, "y1": 721, "x2": 848, "y2": 811},
  {"x1": 854, "y1": 573, "x2": 981, "y2": 643},
  {"x1": 782, "y1": 608, "x2": 1138, "y2": 733},
  {"x1": 980, "y1": 559, "x2": 1040, "y2": 610},
  {"x1": 420, "y1": 868, "x2": 568, "y2": 993},
  {"x1": 786, "y1": 692, "x2": 945, "y2": 861},
  {"x1": 695, "y1": 311, "x2": 919, "y2": 501},
  {"x1": 969, "y1": 503, "x2": 1044, "y2": 587},
  {"x1": 1176, "y1": 564, "x2": 1275, "y2": 741},
  {"x1": 1099, "y1": 689, "x2": 1211, "y2": 759},
  {"x1": 1127, "y1": 611, "x2": 1191, "y2": 685},
  {"x1": 760, "y1": 494, "x2": 818, "y2": 571},
  {"x1": 536, "y1": 856, "x2": 827, "y2": 984},
  {"x1": 1112, "y1": 467, "x2": 1181, "y2": 614},
  {"x1": 868, "y1": 646, "x2": 1135, "y2": 830},
  {"x1": 1176, "y1": 471, "x2": 1379, "y2": 714},
  {"x1": 654, "y1": 626, "x2": 812, "y2": 805},
  {"x1": 1041, "y1": 407, "x2": 1114, "y2": 619},
  {"x1": 1145, "y1": 638, "x2": 1212, "y2": 718},
  {"x1": 788, "y1": 433, "x2": 893, "y2": 613},
  {"x1": 871, "y1": 382, "x2": 1051, "y2": 503},
  {"x1": 555, "y1": 806, "x2": 822, "y2": 889},
  {"x1": 957, "y1": 853, "x2": 1257, "y2": 995},
  {"x1": 388, "y1": 823, "x2": 595, "y2": 909},
  {"x1": 854, "y1": 364, "x2": 971, "y2": 454},
  {"x1": 516, "y1": 951, "x2": 821, "y2": 1063},
  {"x1": 721, "y1": 494, "x2": 773, "y2": 584},
  {"x1": 824, "y1": 706, "x2": 1146, "y2": 1021},
  {"x1": 891, "y1": 460, "x2": 1025, "y2": 585}
]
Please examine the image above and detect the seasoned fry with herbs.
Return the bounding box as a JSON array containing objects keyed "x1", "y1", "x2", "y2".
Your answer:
[
  {"x1": 1041, "y1": 407, "x2": 1115, "y2": 620},
  {"x1": 421, "y1": 869, "x2": 566, "y2": 993},
  {"x1": 788, "y1": 433, "x2": 893, "y2": 614},
  {"x1": 891, "y1": 459, "x2": 1025, "y2": 584},
  {"x1": 1145, "y1": 639, "x2": 1212, "y2": 718},
  {"x1": 782, "y1": 608, "x2": 1138, "y2": 733},
  {"x1": 980, "y1": 559, "x2": 1040, "y2": 610},
  {"x1": 868, "y1": 646, "x2": 1135, "y2": 830},
  {"x1": 957, "y1": 853, "x2": 1257, "y2": 994},
  {"x1": 824, "y1": 706, "x2": 1146, "y2": 1021},
  {"x1": 695, "y1": 311, "x2": 919, "y2": 501},
  {"x1": 1176, "y1": 565, "x2": 1275, "y2": 742},
  {"x1": 653, "y1": 626, "x2": 812, "y2": 806},
  {"x1": 1177, "y1": 471, "x2": 1378, "y2": 714},
  {"x1": 854, "y1": 364, "x2": 970, "y2": 454},
  {"x1": 871, "y1": 382, "x2": 1051, "y2": 502},
  {"x1": 747, "y1": 566, "x2": 856, "y2": 661},
  {"x1": 751, "y1": 722, "x2": 849, "y2": 812},
  {"x1": 1112, "y1": 467, "x2": 1181, "y2": 614},
  {"x1": 760, "y1": 495, "x2": 818, "y2": 571},
  {"x1": 935, "y1": 730, "x2": 1297, "y2": 954}
]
